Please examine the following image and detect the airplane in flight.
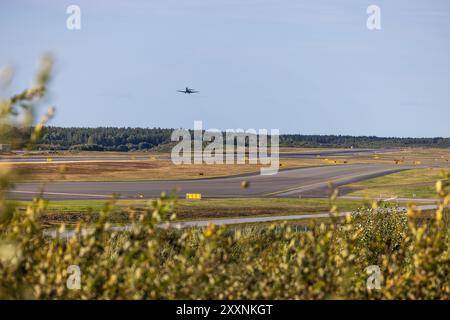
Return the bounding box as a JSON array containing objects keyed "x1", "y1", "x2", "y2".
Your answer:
[{"x1": 177, "y1": 87, "x2": 200, "y2": 94}]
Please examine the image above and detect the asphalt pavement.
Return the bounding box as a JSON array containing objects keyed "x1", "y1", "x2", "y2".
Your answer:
[{"x1": 10, "y1": 163, "x2": 411, "y2": 200}]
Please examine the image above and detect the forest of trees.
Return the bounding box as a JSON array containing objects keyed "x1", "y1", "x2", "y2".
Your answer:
[
  {"x1": 35, "y1": 127, "x2": 173, "y2": 151},
  {"x1": 280, "y1": 134, "x2": 450, "y2": 148},
  {"x1": 25, "y1": 126, "x2": 450, "y2": 151}
]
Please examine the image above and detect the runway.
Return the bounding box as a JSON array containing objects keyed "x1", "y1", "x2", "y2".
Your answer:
[
  {"x1": 9, "y1": 163, "x2": 411, "y2": 200},
  {"x1": 162, "y1": 203, "x2": 440, "y2": 229},
  {"x1": 0, "y1": 149, "x2": 394, "y2": 163}
]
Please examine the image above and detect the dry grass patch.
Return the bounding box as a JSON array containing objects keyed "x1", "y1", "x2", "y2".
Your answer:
[{"x1": 6, "y1": 158, "x2": 335, "y2": 181}]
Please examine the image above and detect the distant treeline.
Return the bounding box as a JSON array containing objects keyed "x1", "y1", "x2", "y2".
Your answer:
[
  {"x1": 25, "y1": 127, "x2": 450, "y2": 151},
  {"x1": 280, "y1": 134, "x2": 450, "y2": 148},
  {"x1": 36, "y1": 127, "x2": 173, "y2": 151}
]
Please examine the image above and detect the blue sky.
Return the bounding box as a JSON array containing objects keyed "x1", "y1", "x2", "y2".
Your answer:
[{"x1": 1, "y1": 0, "x2": 449, "y2": 137}]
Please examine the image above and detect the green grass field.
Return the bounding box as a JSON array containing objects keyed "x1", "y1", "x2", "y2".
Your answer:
[
  {"x1": 348, "y1": 168, "x2": 448, "y2": 187},
  {"x1": 11, "y1": 198, "x2": 369, "y2": 223},
  {"x1": 348, "y1": 185, "x2": 437, "y2": 199},
  {"x1": 346, "y1": 168, "x2": 449, "y2": 199}
]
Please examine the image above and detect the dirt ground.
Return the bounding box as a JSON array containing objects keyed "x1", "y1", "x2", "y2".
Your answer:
[{"x1": 4, "y1": 148, "x2": 450, "y2": 182}]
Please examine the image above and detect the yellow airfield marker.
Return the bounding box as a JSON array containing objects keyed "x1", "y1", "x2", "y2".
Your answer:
[{"x1": 186, "y1": 193, "x2": 202, "y2": 200}]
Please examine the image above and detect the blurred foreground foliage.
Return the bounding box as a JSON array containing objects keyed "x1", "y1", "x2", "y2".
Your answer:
[{"x1": 0, "y1": 57, "x2": 449, "y2": 299}]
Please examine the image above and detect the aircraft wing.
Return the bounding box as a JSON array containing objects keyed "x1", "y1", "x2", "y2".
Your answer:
[{"x1": 176, "y1": 90, "x2": 186, "y2": 93}]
